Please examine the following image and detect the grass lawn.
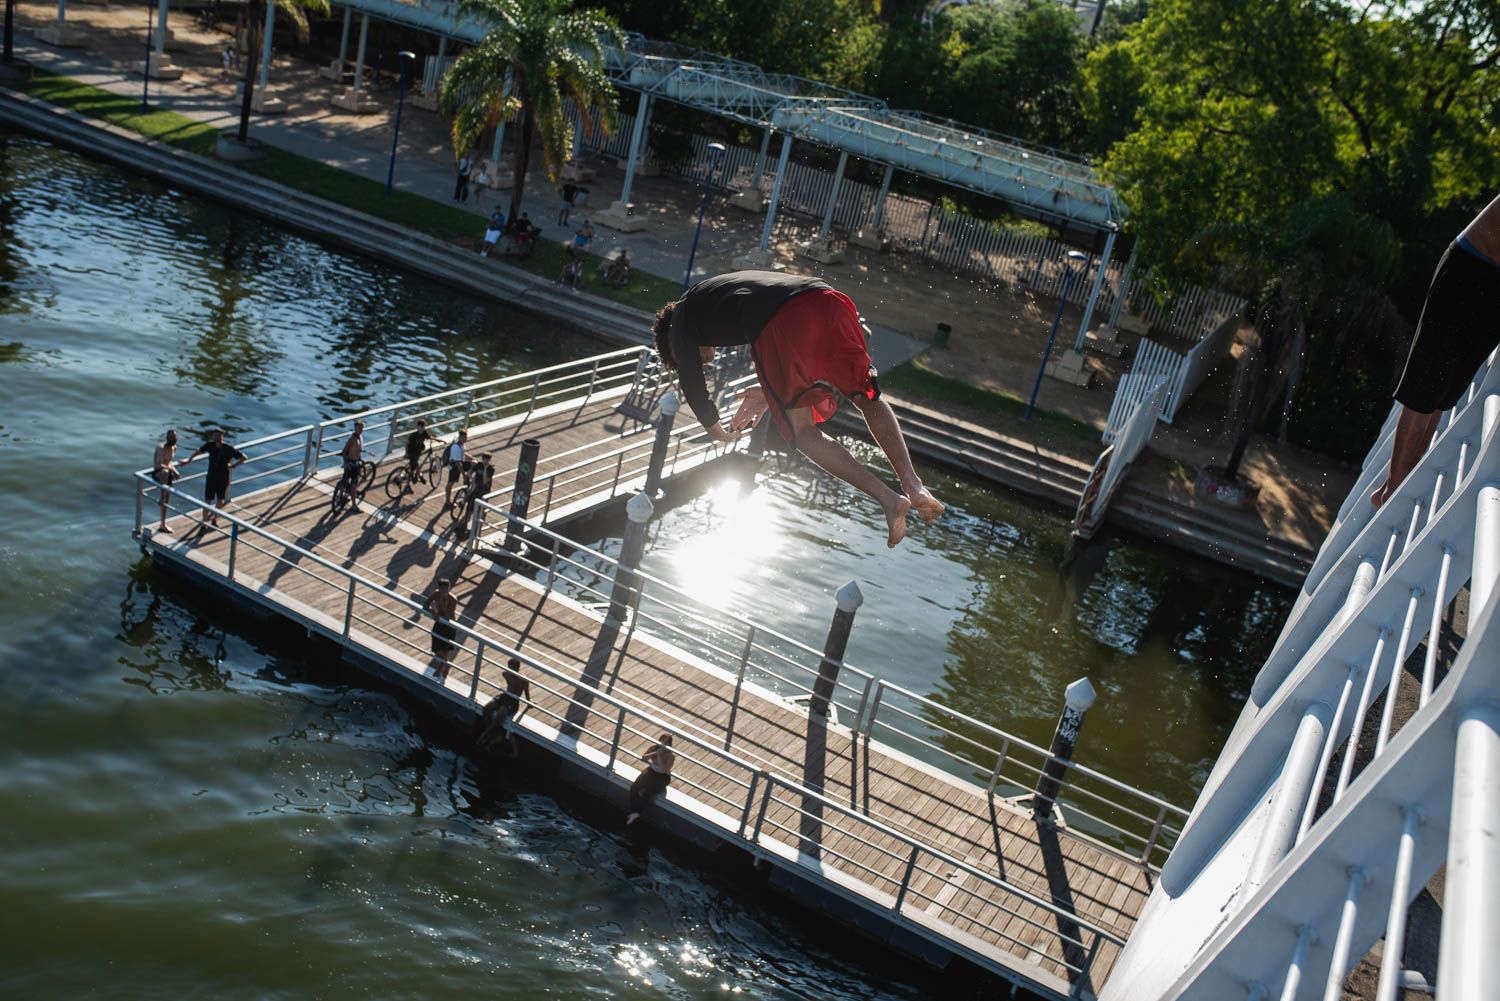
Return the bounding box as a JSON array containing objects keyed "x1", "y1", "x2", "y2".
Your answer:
[
  {"x1": 15, "y1": 71, "x2": 679, "y2": 313},
  {"x1": 882, "y1": 356, "x2": 1102, "y2": 448}
]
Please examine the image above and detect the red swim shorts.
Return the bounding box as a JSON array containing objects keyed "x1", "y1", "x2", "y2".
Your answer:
[{"x1": 751, "y1": 288, "x2": 878, "y2": 442}]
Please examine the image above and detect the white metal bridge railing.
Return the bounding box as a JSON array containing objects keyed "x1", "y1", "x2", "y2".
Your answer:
[
  {"x1": 1103, "y1": 348, "x2": 1500, "y2": 1001},
  {"x1": 132, "y1": 477, "x2": 1126, "y2": 996}
]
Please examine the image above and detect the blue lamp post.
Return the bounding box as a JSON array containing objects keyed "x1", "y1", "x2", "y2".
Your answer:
[
  {"x1": 1025, "y1": 249, "x2": 1089, "y2": 421},
  {"x1": 385, "y1": 50, "x2": 416, "y2": 196},
  {"x1": 141, "y1": 0, "x2": 153, "y2": 109},
  {"x1": 682, "y1": 141, "x2": 727, "y2": 290}
]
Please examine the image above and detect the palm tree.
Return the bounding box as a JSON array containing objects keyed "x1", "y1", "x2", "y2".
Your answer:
[
  {"x1": 440, "y1": 0, "x2": 623, "y2": 225},
  {"x1": 236, "y1": 0, "x2": 329, "y2": 144}
]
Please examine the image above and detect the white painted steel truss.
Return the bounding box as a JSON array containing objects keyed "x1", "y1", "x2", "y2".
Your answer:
[{"x1": 335, "y1": 0, "x2": 1124, "y2": 231}]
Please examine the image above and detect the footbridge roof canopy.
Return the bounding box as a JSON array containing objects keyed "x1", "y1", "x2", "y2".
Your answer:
[{"x1": 341, "y1": 0, "x2": 1125, "y2": 231}]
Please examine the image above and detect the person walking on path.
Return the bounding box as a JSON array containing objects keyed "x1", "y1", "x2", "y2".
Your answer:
[
  {"x1": 475, "y1": 658, "x2": 531, "y2": 757},
  {"x1": 151, "y1": 429, "x2": 180, "y2": 533},
  {"x1": 453, "y1": 154, "x2": 472, "y2": 203},
  {"x1": 558, "y1": 182, "x2": 578, "y2": 227},
  {"x1": 1373, "y1": 191, "x2": 1500, "y2": 507},
  {"x1": 336, "y1": 419, "x2": 365, "y2": 513},
  {"x1": 653, "y1": 270, "x2": 945, "y2": 547},
  {"x1": 422, "y1": 577, "x2": 460, "y2": 678},
  {"x1": 625, "y1": 733, "x2": 675, "y2": 825},
  {"x1": 183, "y1": 429, "x2": 246, "y2": 528}
]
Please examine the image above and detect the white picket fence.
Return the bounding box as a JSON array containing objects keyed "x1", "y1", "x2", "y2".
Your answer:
[
  {"x1": 1076, "y1": 376, "x2": 1169, "y2": 538},
  {"x1": 1102, "y1": 308, "x2": 1242, "y2": 438}
]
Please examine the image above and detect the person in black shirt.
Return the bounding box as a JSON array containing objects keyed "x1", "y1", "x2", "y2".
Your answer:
[
  {"x1": 475, "y1": 658, "x2": 532, "y2": 757},
  {"x1": 404, "y1": 419, "x2": 437, "y2": 484},
  {"x1": 653, "y1": 271, "x2": 944, "y2": 547},
  {"x1": 183, "y1": 429, "x2": 247, "y2": 527}
]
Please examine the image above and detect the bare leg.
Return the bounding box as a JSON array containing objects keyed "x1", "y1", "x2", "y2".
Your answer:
[
  {"x1": 788, "y1": 407, "x2": 911, "y2": 547},
  {"x1": 1372, "y1": 407, "x2": 1440, "y2": 508},
  {"x1": 851, "y1": 395, "x2": 944, "y2": 523}
]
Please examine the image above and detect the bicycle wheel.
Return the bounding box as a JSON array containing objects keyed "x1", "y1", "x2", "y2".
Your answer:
[
  {"x1": 426, "y1": 448, "x2": 444, "y2": 486},
  {"x1": 358, "y1": 461, "x2": 378, "y2": 498},
  {"x1": 451, "y1": 489, "x2": 475, "y2": 527},
  {"x1": 384, "y1": 464, "x2": 411, "y2": 500},
  {"x1": 331, "y1": 477, "x2": 351, "y2": 515}
]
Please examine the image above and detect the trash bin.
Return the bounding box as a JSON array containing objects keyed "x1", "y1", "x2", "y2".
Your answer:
[{"x1": 934, "y1": 323, "x2": 952, "y2": 348}]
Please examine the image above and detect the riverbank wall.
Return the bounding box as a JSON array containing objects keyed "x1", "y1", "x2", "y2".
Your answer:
[{"x1": 0, "y1": 89, "x2": 1313, "y2": 586}]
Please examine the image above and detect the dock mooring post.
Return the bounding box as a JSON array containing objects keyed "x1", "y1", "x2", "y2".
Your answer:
[
  {"x1": 503, "y1": 438, "x2": 541, "y2": 554},
  {"x1": 1033, "y1": 677, "x2": 1097, "y2": 819},
  {"x1": 608, "y1": 491, "x2": 654, "y2": 622},
  {"x1": 643, "y1": 391, "x2": 679, "y2": 498},
  {"x1": 811, "y1": 581, "x2": 863, "y2": 721},
  {"x1": 799, "y1": 581, "x2": 863, "y2": 858}
]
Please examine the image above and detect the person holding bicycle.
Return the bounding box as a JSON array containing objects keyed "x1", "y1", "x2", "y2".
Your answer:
[
  {"x1": 336, "y1": 420, "x2": 365, "y2": 512},
  {"x1": 404, "y1": 419, "x2": 437, "y2": 484},
  {"x1": 442, "y1": 429, "x2": 470, "y2": 509},
  {"x1": 451, "y1": 452, "x2": 495, "y2": 526}
]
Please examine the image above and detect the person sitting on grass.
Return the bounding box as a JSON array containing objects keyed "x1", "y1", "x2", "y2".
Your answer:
[
  {"x1": 480, "y1": 209, "x2": 505, "y2": 257},
  {"x1": 604, "y1": 249, "x2": 631, "y2": 287},
  {"x1": 559, "y1": 252, "x2": 584, "y2": 291}
]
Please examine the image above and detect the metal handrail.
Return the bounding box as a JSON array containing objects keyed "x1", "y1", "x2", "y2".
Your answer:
[{"x1": 135, "y1": 474, "x2": 1122, "y2": 983}]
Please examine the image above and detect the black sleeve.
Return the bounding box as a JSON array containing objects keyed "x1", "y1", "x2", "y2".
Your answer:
[{"x1": 669, "y1": 322, "x2": 720, "y2": 429}]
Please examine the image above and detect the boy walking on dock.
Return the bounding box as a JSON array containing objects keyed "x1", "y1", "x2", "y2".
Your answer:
[
  {"x1": 183, "y1": 429, "x2": 246, "y2": 528},
  {"x1": 422, "y1": 578, "x2": 460, "y2": 679}
]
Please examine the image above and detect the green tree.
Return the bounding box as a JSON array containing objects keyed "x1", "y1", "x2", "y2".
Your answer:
[
  {"x1": 237, "y1": 0, "x2": 331, "y2": 144},
  {"x1": 441, "y1": 0, "x2": 624, "y2": 224}
]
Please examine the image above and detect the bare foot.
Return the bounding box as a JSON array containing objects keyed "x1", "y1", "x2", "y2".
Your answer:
[
  {"x1": 909, "y1": 489, "x2": 945, "y2": 524},
  {"x1": 158, "y1": 525, "x2": 173, "y2": 534},
  {"x1": 885, "y1": 495, "x2": 911, "y2": 548}
]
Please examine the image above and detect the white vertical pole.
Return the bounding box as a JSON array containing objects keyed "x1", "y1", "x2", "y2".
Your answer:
[
  {"x1": 1374, "y1": 806, "x2": 1421, "y2": 1001},
  {"x1": 257, "y1": 0, "x2": 275, "y2": 92},
  {"x1": 436, "y1": 34, "x2": 446, "y2": 63},
  {"x1": 154, "y1": 0, "x2": 169, "y2": 54},
  {"x1": 337, "y1": 6, "x2": 352, "y2": 64},
  {"x1": 1438, "y1": 707, "x2": 1500, "y2": 1001},
  {"x1": 618, "y1": 92, "x2": 650, "y2": 207},
  {"x1": 817, "y1": 150, "x2": 848, "y2": 243},
  {"x1": 1073, "y1": 225, "x2": 1118, "y2": 351},
  {"x1": 758, "y1": 134, "x2": 793, "y2": 255},
  {"x1": 1107, "y1": 241, "x2": 1139, "y2": 329},
  {"x1": 490, "y1": 70, "x2": 511, "y2": 164},
  {"x1": 351, "y1": 14, "x2": 370, "y2": 96}
]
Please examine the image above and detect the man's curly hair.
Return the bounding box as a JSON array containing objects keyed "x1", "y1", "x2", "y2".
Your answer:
[{"x1": 652, "y1": 301, "x2": 678, "y2": 372}]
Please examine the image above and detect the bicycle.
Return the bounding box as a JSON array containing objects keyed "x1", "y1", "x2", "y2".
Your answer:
[
  {"x1": 331, "y1": 459, "x2": 378, "y2": 514},
  {"x1": 385, "y1": 439, "x2": 442, "y2": 500},
  {"x1": 449, "y1": 457, "x2": 494, "y2": 529}
]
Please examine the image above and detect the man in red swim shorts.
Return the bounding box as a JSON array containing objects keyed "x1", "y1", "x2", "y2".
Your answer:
[{"x1": 653, "y1": 270, "x2": 944, "y2": 547}]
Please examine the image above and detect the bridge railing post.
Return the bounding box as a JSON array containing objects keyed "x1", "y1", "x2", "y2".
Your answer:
[
  {"x1": 504, "y1": 439, "x2": 541, "y2": 555},
  {"x1": 134, "y1": 476, "x2": 145, "y2": 535},
  {"x1": 1033, "y1": 677, "x2": 1098, "y2": 819},
  {"x1": 737, "y1": 770, "x2": 763, "y2": 838},
  {"x1": 751, "y1": 771, "x2": 775, "y2": 845},
  {"x1": 985, "y1": 738, "x2": 1012, "y2": 797},
  {"x1": 469, "y1": 639, "x2": 486, "y2": 700},
  {"x1": 302, "y1": 426, "x2": 316, "y2": 478},
  {"x1": 342, "y1": 578, "x2": 356, "y2": 639},
  {"x1": 384, "y1": 407, "x2": 401, "y2": 459},
  {"x1": 587, "y1": 359, "x2": 599, "y2": 398},
  {"x1": 643, "y1": 390, "x2": 680, "y2": 498},
  {"x1": 227, "y1": 522, "x2": 239, "y2": 583},
  {"x1": 894, "y1": 844, "x2": 921, "y2": 911},
  {"x1": 605, "y1": 703, "x2": 628, "y2": 772},
  {"x1": 1070, "y1": 935, "x2": 1104, "y2": 999},
  {"x1": 312, "y1": 424, "x2": 326, "y2": 475},
  {"x1": 724, "y1": 626, "x2": 756, "y2": 749}
]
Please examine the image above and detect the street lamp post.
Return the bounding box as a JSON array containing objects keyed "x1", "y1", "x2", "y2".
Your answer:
[
  {"x1": 1025, "y1": 249, "x2": 1089, "y2": 421},
  {"x1": 141, "y1": 0, "x2": 153, "y2": 109},
  {"x1": 682, "y1": 141, "x2": 727, "y2": 291},
  {"x1": 385, "y1": 50, "x2": 416, "y2": 196}
]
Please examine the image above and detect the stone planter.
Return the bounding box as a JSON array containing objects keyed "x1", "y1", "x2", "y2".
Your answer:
[
  {"x1": 216, "y1": 130, "x2": 270, "y2": 162},
  {"x1": 1194, "y1": 465, "x2": 1261, "y2": 510}
]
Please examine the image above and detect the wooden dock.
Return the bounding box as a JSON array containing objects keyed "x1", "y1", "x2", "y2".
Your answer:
[{"x1": 135, "y1": 348, "x2": 1183, "y2": 1000}]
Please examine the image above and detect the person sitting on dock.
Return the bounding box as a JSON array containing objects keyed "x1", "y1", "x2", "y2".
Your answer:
[
  {"x1": 475, "y1": 658, "x2": 531, "y2": 757},
  {"x1": 1373, "y1": 190, "x2": 1500, "y2": 507},
  {"x1": 335, "y1": 420, "x2": 365, "y2": 513},
  {"x1": 652, "y1": 270, "x2": 944, "y2": 547},
  {"x1": 151, "y1": 429, "x2": 180, "y2": 533},
  {"x1": 422, "y1": 577, "x2": 460, "y2": 679},
  {"x1": 442, "y1": 429, "x2": 469, "y2": 510},
  {"x1": 183, "y1": 428, "x2": 246, "y2": 529},
  {"x1": 625, "y1": 733, "x2": 675, "y2": 826},
  {"x1": 603, "y1": 249, "x2": 631, "y2": 287},
  {"x1": 404, "y1": 419, "x2": 437, "y2": 484}
]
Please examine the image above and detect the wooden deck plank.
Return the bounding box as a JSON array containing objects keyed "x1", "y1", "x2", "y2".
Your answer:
[{"x1": 145, "y1": 391, "x2": 1155, "y2": 994}]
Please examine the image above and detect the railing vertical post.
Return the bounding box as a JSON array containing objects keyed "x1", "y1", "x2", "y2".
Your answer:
[
  {"x1": 605, "y1": 704, "x2": 628, "y2": 771},
  {"x1": 468, "y1": 640, "x2": 486, "y2": 700},
  {"x1": 1069, "y1": 935, "x2": 1105, "y2": 999},
  {"x1": 1033, "y1": 677, "x2": 1098, "y2": 819},
  {"x1": 851, "y1": 674, "x2": 875, "y2": 734},
  {"x1": 1140, "y1": 804, "x2": 1168, "y2": 864},
  {"x1": 469, "y1": 499, "x2": 485, "y2": 551},
  {"x1": 862, "y1": 681, "x2": 885, "y2": 742},
  {"x1": 587, "y1": 359, "x2": 599, "y2": 397},
  {"x1": 226, "y1": 522, "x2": 239, "y2": 583},
  {"x1": 134, "y1": 477, "x2": 145, "y2": 534},
  {"x1": 385, "y1": 407, "x2": 401, "y2": 457},
  {"x1": 545, "y1": 537, "x2": 561, "y2": 592},
  {"x1": 543, "y1": 476, "x2": 556, "y2": 521},
  {"x1": 462, "y1": 391, "x2": 475, "y2": 427},
  {"x1": 643, "y1": 390, "x2": 680, "y2": 498},
  {"x1": 611, "y1": 452, "x2": 625, "y2": 498},
  {"x1": 527, "y1": 373, "x2": 540, "y2": 414},
  {"x1": 724, "y1": 626, "x2": 756, "y2": 749},
  {"x1": 504, "y1": 439, "x2": 541, "y2": 554},
  {"x1": 738, "y1": 770, "x2": 762, "y2": 838},
  {"x1": 894, "y1": 845, "x2": 920, "y2": 911},
  {"x1": 672, "y1": 435, "x2": 684, "y2": 472},
  {"x1": 342, "y1": 578, "x2": 356, "y2": 639},
  {"x1": 312, "y1": 423, "x2": 326, "y2": 474},
  {"x1": 302, "y1": 426, "x2": 316, "y2": 478},
  {"x1": 986, "y1": 739, "x2": 1012, "y2": 797},
  {"x1": 751, "y1": 772, "x2": 775, "y2": 844}
]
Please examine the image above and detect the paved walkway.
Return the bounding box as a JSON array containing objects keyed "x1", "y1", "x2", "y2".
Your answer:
[{"x1": 8, "y1": 2, "x2": 1358, "y2": 563}]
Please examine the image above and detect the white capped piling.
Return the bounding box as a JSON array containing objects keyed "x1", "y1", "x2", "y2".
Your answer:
[
  {"x1": 502, "y1": 438, "x2": 540, "y2": 554},
  {"x1": 1033, "y1": 677, "x2": 1097, "y2": 819},
  {"x1": 607, "y1": 491, "x2": 654, "y2": 623},
  {"x1": 643, "y1": 391, "x2": 679, "y2": 498},
  {"x1": 811, "y1": 581, "x2": 863, "y2": 721}
]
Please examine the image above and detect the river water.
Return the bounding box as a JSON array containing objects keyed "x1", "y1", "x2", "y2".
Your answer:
[{"x1": 0, "y1": 131, "x2": 1291, "y2": 998}]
